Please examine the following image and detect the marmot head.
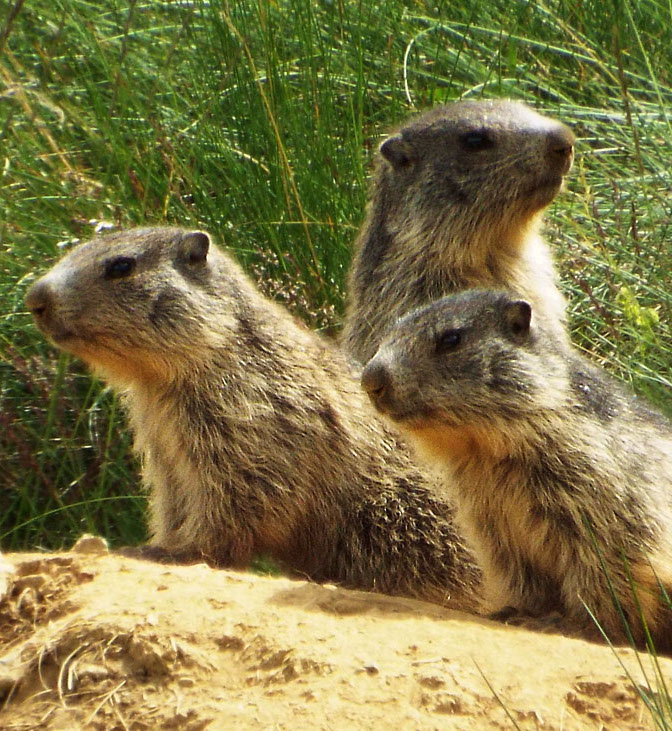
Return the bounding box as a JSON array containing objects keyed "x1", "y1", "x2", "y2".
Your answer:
[
  {"x1": 26, "y1": 227, "x2": 236, "y2": 385},
  {"x1": 361, "y1": 289, "x2": 566, "y2": 435},
  {"x1": 375, "y1": 99, "x2": 574, "y2": 240}
]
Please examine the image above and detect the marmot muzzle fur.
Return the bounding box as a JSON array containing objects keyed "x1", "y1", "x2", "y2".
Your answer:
[
  {"x1": 362, "y1": 289, "x2": 672, "y2": 650},
  {"x1": 343, "y1": 98, "x2": 574, "y2": 364},
  {"x1": 25, "y1": 227, "x2": 481, "y2": 608}
]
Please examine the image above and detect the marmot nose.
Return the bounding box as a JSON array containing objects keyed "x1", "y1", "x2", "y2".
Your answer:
[
  {"x1": 25, "y1": 279, "x2": 53, "y2": 318},
  {"x1": 547, "y1": 125, "x2": 575, "y2": 169},
  {"x1": 361, "y1": 360, "x2": 393, "y2": 413}
]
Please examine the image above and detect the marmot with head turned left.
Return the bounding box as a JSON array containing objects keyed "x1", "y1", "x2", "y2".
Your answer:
[
  {"x1": 363, "y1": 289, "x2": 672, "y2": 650},
  {"x1": 26, "y1": 226, "x2": 481, "y2": 609}
]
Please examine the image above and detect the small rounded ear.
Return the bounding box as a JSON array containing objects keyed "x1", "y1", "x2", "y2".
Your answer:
[
  {"x1": 180, "y1": 231, "x2": 210, "y2": 265},
  {"x1": 504, "y1": 300, "x2": 532, "y2": 339},
  {"x1": 379, "y1": 134, "x2": 413, "y2": 168}
]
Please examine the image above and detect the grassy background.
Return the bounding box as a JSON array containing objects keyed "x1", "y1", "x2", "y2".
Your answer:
[{"x1": 1, "y1": 0, "x2": 671, "y2": 552}]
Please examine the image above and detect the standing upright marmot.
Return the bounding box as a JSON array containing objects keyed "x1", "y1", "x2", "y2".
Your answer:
[
  {"x1": 361, "y1": 289, "x2": 672, "y2": 650},
  {"x1": 25, "y1": 227, "x2": 481, "y2": 609},
  {"x1": 343, "y1": 98, "x2": 575, "y2": 364}
]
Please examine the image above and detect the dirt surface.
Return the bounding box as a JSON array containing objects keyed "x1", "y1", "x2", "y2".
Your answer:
[{"x1": 0, "y1": 539, "x2": 667, "y2": 730}]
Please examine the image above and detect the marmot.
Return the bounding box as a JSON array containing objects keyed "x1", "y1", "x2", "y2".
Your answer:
[
  {"x1": 361, "y1": 289, "x2": 672, "y2": 649},
  {"x1": 342, "y1": 98, "x2": 575, "y2": 364},
  {"x1": 25, "y1": 227, "x2": 481, "y2": 609}
]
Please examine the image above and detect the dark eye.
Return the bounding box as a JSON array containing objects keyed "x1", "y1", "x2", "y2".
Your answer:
[
  {"x1": 460, "y1": 130, "x2": 493, "y2": 151},
  {"x1": 435, "y1": 328, "x2": 461, "y2": 354},
  {"x1": 104, "y1": 256, "x2": 136, "y2": 280}
]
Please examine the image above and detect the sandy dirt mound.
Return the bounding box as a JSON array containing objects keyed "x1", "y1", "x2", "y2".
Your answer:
[{"x1": 0, "y1": 540, "x2": 667, "y2": 730}]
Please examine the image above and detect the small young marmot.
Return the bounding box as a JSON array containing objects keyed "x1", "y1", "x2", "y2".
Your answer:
[
  {"x1": 361, "y1": 289, "x2": 672, "y2": 649},
  {"x1": 25, "y1": 227, "x2": 481, "y2": 609},
  {"x1": 343, "y1": 98, "x2": 575, "y2": 364}
]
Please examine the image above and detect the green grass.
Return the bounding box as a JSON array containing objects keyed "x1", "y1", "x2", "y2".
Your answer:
[{"x1": 1, "y1": 0, "x2": 671, "y2": 560}]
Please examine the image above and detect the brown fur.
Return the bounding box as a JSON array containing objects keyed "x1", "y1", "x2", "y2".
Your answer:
[
  {"x1": 362, "y1": 289, "x2": 672, "y2": 650},
  {"x1": 343, "y1": 98, "x2": 574, "y2": 364},
  {"x1": 25, "y1": 226, "x2": 482, "y2": 609}
]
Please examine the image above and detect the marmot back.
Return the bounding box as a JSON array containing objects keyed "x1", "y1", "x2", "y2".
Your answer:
[
  {"x1": 362, "y1": 289, "x2": 672, "y2": 650},
  {"x1": 26, "y1": 227, "x2": 481, "y2": 609},
  {"x1": 343, "y1": 98, "x2": 574, "y2": 364}
]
